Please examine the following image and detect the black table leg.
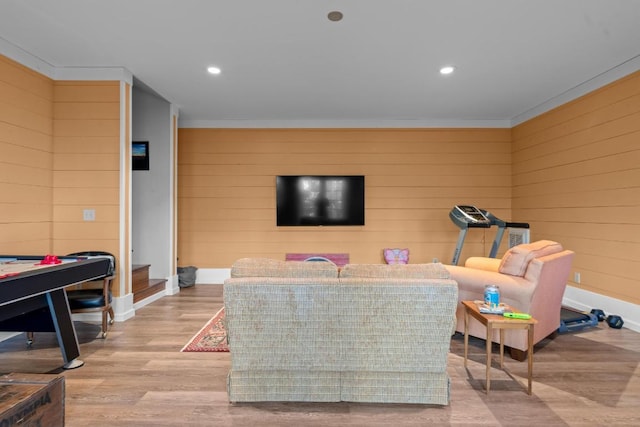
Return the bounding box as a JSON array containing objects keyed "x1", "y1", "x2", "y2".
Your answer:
[{"x1": 46, "y1": 289, "x2": 84, "y2": 369}]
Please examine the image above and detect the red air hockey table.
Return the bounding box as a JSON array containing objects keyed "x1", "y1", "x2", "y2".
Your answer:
[{"x1": 0, "y1": 255, "x2": 111, "y2": 369}]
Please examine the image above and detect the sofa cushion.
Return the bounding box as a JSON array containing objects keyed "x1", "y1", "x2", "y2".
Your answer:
[
  {"x1": 464, "y1": 257, "x2": 501, "y2": 272},
  {"x1": 231, "y1": 258, "x2": 339, "y2": 278},
  {"x1": 339, "y1": 263, "x2": 450, "y2": 279},
  {"x1": 498, "y1": 240, "x2": 563, "y2": 277}
]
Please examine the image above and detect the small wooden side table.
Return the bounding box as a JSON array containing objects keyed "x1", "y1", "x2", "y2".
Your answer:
[{"x1": 462, "y1": 300, "x2": 537, "y2": 395}]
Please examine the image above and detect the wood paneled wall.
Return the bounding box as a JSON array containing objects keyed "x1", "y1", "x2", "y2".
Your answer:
[
  {"x1": 177, "y1": 128, "x2": 513, "y2": 267},
  {"x1": 512, "y1": 71, "x2": 640, "y2": 305},
  {"x1": 0, "y1": 56, "x2": 53, "y2": 254},
  {"x1": 1, "y1": 53, "x2": 125, "y2": 293},
  {"x1": 52, "y1": 81, "x2": 122, "y2": 292},
  {"x1": 5, "y1": 52, "x2": 637, "y2": 306}
]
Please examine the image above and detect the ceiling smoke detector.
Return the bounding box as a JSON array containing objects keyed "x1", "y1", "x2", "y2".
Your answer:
[{"x1": 327, "y1": 11, "x2": 343, "y2": 22}]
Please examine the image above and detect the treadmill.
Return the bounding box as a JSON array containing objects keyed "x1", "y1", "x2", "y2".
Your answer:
[
  {"x1": 449, "y1": 205, "x2": 530, "y2": 265},
  {"x1": 558, "y1": 307, "x2": 598, "y2": 333}
]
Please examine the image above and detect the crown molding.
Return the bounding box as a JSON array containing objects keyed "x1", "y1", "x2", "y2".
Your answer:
[
  {"x1": 0, "y1": 36, "x2": 55, "y2": 78},
  {"x1": 178, "y1": 118, "x2": 513, "y2": 129},
  {"x1": 0, "y1": 36, "x2": 132, "y2": 84},
  {"x1": 511, "y1": 54, "x2": 640, "y2": 126},
  {"x1": 54, "y1": 66, "x2": 133, "y2": 84}
]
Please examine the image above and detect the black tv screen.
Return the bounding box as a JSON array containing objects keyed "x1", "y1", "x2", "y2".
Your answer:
[{"x1": 276, "y1": 175, "x2": 365, "y2": 226}]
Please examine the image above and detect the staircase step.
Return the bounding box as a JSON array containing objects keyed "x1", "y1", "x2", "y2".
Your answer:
[
  {"x1": 133, "y1": 278, "x2": 166, "y2": 303},
  {"x1": 132, "y1": 264, "x2": 150, "y2": 294}
]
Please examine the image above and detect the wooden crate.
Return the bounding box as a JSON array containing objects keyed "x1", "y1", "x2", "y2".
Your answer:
[{"x1": 0, "y1": 373, "x2": 65, "y2": 427}]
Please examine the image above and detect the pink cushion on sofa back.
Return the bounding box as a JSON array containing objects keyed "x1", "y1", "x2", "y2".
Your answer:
[{"x1": 498, "y1": 240, "x2": 563, "y2": 277}]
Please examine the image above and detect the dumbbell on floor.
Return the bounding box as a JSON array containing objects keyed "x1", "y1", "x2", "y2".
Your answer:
[
  {"x1": 590, "y1": 309, "x2": 624, "y2": 329},
  {"x1": 590, "y1": 308, "x2": 606, "y2": 321},
  {"x1": 606, "y1": 315, "x2": 624, "y2": 329}
]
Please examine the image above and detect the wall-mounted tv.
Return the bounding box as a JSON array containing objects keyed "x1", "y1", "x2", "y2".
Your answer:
[
  {"x1": 132, "y1": 141, "x2": 149, "y2": 170},
  {"x1": 276, "y1": 175, "x2": 365, "y2": 226}
]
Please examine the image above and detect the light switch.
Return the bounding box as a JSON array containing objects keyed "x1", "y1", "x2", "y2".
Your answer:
[{"x1": 83, "y1": 209, "x2": 96, "y2": 221}]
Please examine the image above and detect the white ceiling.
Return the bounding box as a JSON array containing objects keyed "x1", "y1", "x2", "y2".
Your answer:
[{"x1": 2, "y1": 0, "x2": 640, "y2": 128}]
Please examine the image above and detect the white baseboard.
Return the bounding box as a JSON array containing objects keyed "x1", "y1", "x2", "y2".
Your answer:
[
  {"x1": 563, "y1": 285, "x2": 639, "y2": 333},
  {"x1": 133, "y1": 290, "x2": 165, "y2": 311},
  {"x1": 196, "y1": 268, "x2": 231, "y2": 285},
  {"x1": 113, "y1": 293, "x2": 135, "y2": 322},
  {"x1": 166, "y1": 274, "x2": 180, "y2": 295}
]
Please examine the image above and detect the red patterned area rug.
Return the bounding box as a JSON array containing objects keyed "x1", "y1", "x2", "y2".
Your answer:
[{"x1": 181, "y1": 307, "x2": 229, "y2": 352}]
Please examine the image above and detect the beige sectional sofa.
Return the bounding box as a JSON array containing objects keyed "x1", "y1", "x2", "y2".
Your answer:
[{"x1": 223, "y1": 258, "x2": 458, "y2": 405}]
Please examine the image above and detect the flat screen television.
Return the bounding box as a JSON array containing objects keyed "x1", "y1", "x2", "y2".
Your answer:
[
  {"x1": 132, "y1": 141, "x2": 149, "y2": 170},
  {"x1": 276, "y1": 175, "x2": 365, "y2": 226}
]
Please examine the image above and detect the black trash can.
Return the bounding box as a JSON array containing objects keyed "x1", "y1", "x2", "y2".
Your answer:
[{"x1": 177, "y1": 266, "x2": 197, "y2": 288}]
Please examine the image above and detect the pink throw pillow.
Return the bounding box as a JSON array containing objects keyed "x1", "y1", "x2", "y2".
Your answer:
[
  {"x1": 498, "y1": 240, "x2": 563, "y2": 277},
  {"x1": 383, "y1": 248, "x2": 409, "y2": 264}
]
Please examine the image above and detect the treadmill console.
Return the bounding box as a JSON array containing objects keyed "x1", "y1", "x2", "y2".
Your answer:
[{"x1": 449, "y1": 205, "x2": 491, "y2": 228}]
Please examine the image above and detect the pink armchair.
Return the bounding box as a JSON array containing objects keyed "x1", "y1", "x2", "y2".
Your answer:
[{"x1": 445, "y1": 240, "x2": 575, "y2": 360}]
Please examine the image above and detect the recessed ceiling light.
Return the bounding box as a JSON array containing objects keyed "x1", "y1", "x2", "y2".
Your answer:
[
  {"x1": 440, "y1": 66, "x2": 455, "y2": 75},
  {"x1": 207, "y1": 66, "x2": 221, "y2": 75},
  {"x1": 328, "y1": 11, "x2": 343, "y2": 21}
]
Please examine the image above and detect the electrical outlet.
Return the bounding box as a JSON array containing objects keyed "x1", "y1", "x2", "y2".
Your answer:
[
  {"x1": 573, "y1": 272, "x2": 581, "y2": 284},
  {"x1": 83, "y1": 209, "x2": 96, "y2": 221}
]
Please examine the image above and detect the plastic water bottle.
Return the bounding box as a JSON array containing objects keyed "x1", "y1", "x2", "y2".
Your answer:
[{"x1": 484, "y1": 285, "x2": 500, "y2": 308}]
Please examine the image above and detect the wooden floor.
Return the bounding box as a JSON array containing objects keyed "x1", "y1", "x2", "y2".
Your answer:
[{"x1": 1, "y1": 285, "x2": 639, "y2": 426}]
